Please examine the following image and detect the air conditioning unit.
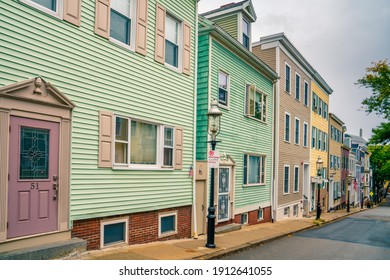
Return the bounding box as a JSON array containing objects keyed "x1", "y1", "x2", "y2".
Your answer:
[{"x1": 337, "y1": 192, "x2": 341, "y2": 198}]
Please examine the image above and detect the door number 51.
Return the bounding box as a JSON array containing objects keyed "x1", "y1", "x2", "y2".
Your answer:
[{"x1": 30, "y1": 183, "x2": 39, "y2": 190}]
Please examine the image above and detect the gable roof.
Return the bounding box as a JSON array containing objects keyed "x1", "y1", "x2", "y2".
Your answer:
[{"x1": 201, "y1": 0, "x2": 257, "y2": 22}]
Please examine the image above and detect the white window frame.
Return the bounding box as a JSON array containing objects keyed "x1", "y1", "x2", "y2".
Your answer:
[
  {"x1": 284, "y1": 207, "x2": 290, "y2": 217},
  {"x1": 21, "y1": 0, "x2": 63, "y2": 18},
  {"x1": 303, "y1": 122, "x2": 308, "y2": 147},
  {"x1": 245, "y1": 84, "x2": 268, "y2": 123},
  {"x1": 284, "y1": 112, "x2": 291, "y2": 143},
  {"x1": 304, "y1": 80, "x2": 309, "y2": 106},
  {"x1": 109, "y1": 0, "x2": 137, "y2": 50},
  {"x1": 100, "y1": 217, "x2": 129, "y2": 248},
  {"x1": 283, "y1": 165, "x2": 290, "y2": 195},
  {"x1": 312, "y1": 126, "x2": 317, "y2": 149},
  {"x1": 243, "y1": 153, "x2": 266, "y2": 186},
  {"x1": 158, "y1": 211, "x2": 178, "y2": 238},
  {"x1": 318, "y1": 130, "x2": 322, "y2": 151},
  {"x1": 242, "y1": 17, "x2": 250, "y2": 50},
  {"x1": 295, "y1": 72, "x2": 301, "y2": 101},
  {"x1": 257, "y1": 209, "x2": 264, "y2": 221},
  {"x1": 241, "y1": 212, "x2": 249, "y2": 225},
  {"x1": 113, "y1": 115, "x2": 175, "y2": 170},
  {"x1": 294, "y1": 166, "x2": 299, "y2": 193},
  {"x1": 164, "y1": 12, "x2": 183, "y2": 72},
  {"x1": 294, "y1": 117, "x2": 300, "y2": 145},
  {"x1": 218, "y1": 70, "x2": 230, "y2": 108},
  {"x1": 293, "y1": 204, "x2": 298, "y2": 217},
  {"x1": 285, "y1": 63, "x2": 291, "y2": 94}
]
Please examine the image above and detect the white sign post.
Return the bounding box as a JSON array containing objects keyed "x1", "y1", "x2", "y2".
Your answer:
[{"x1": 208, "y1": 150, "x2": 220, "y2": 168}]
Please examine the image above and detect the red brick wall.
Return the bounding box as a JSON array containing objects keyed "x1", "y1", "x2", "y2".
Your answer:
[
  {"x1": 233, "y1": 206, "x2": 271, "y2": 225},
  {"x1": 71, "y1": 205, "x2": 192, "y2": 250}
]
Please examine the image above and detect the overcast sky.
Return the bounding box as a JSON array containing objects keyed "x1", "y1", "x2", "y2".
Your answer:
[{"x1": 198, "y1": 0, "x2": 390, "y2": 140}]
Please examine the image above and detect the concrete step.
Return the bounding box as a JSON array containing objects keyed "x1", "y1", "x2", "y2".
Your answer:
[
  {"x1": 215, "y1": 223, "x2": 242, "y2": 234},
  {"x1": 0, "y1": 238, "x2": 87, "y2": 260}
]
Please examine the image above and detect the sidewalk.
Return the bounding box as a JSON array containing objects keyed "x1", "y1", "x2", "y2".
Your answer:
[{"x1": 65, "y1": 206, "x2": 368, "y2": 260}]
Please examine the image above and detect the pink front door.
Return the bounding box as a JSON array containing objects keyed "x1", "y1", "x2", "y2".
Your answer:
[{"x1": 7, "y1": 116, "x2": 59, "y2": 239}]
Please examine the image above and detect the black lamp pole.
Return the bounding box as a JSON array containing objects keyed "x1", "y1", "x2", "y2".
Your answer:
[
  {"x1": 316, "y1": 156, "x2": 323, "y2": 220},
  {"x1": 346, "y1": 173, "x2": 351, "y2": 213},
  {"x1": 206, "y1": 140, "x2": 217, "y2": 248}
]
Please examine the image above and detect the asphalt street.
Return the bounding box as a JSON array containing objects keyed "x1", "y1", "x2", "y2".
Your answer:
[{"x1": 221, "y1": 199, "x2": 390, "y2": 260}]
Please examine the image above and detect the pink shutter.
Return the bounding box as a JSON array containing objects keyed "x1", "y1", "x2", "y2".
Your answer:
[
  {"x1": 94, "y1": 0, "x2": 110, "y2": 38},
  {"x1": 99, "y1": 111, "x2": 113, "y2": 168},
  {"x1": 174, "y1": 127, "x2": 184, "y2": 170},
  {"x1": 182, "y1": 22, "x2": 191, "y2": 75},
  {"x1": 154, "y1": 4, "x2": 166, "y2": 64},
  {"x1": 63, "y1": 0, "x2": 81, "y2": 26},
  {"x1": 135, "y1": 0, "x2": 148, "y2": 55}
]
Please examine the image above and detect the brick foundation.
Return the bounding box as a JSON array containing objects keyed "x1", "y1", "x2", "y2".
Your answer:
[
  {"x1": 71, "y1": 205, "x2": 192, "y2": 250},
  {"x1": 233, "y1": 206, "x2": 271, "y2": 225}
]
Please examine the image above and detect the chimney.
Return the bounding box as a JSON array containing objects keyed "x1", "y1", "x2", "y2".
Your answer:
[{"x1": 360, "y1": 128, "x2": 363, "y2": 137}]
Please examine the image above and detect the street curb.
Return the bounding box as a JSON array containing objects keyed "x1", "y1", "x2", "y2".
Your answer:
[{"x1": 197, "y1": 208, "x2": 369, "y2": 260}]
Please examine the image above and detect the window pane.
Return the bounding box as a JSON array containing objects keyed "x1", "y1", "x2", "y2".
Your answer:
[
  {"x1": 218, "y1": 72, "x2": 228, "y2": 105},
  {"x1": 243, "y1": 34, "x2": 249, "y2": 49},
  {"x1": 110, "y1": 9, "x2": 131, "y2": 45},
  {"x1": 164, "y1": 127, "x2": 173, "y2": 147},
  {"x1": 285, "y1": 65, "x2": 290, "y2": 92},
  {"x1": 255, "y1": 91, "x2": 261, "y2": 119},
  {"x1": 104, "y1": 222, "x2": 125, "y2": 246},
  {"x1": 130, "y1": 121, "x2": 157, "y2": 164},
  {"x1": 116, "y1": 117, "x2": 128, "y2": 141},
  {"x1": 262, "y1": 95, "x2": 267, "y2": 122},
  {"x1": 161, "y1": 215, "x2": 175, "y2": 233},
  {"x1": 115, "y1": 142, "x2": 128, "y2": 164},
  {"x1": 285, "y1": 114, "x2": 290, "y2": 141},
  {"x1": 295, "y1": 119, "x2": 299, "y2": 144},
  {"x1": 249, "y1": 86, "x2": 255, "y2": 115},
  {"x1": 20, "y1": 127, "x2": 50, "y2": 180},
  {"x1": 166, "y1": 15, "x2": 178, "y2": 44},
  {"x1": 163, "y1": 147, "x2": 173, "y2": 166},
  {"x1": 242, "y1": 19, "x2": 249, "y2": 35},
  {"x1": 295, "y1": 74, "x2": 300, "y2": 99},
  {"x1": 284, "y1": 166, "x2": 289, "y2": 193},
  {"x1": 248, "y1": 155, "x2": 260, "y2": 184},
  {"x1": 243, "y1": 154, "x2": 247, "y2": 184},
  {"x1": 32, "y1": 0, "x2": 57, "y2": 11},
  {"x1": 111, "y1": 0, "x2": 131, "y2": 17},
  {"x1": 165, "y1": 40, "x2": 178, "y2": 67}
]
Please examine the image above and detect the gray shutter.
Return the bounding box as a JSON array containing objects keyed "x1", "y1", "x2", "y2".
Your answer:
[
  {"x1": 99, "y1": 111, "x2": 113, "y2": 168},
  {"x1": 95, "y1": 0, "x2": 110, "y2": 38},
  {"x1": 174, "y1": 127, "x2": 183, "y2": 170},
  {"x1": 135, "y1": 0, "x2": 148, "y2": 55},
  {"x1": 154, "y1": 4, "x2": 166, "y2": 64},
  {"x1": 63, "y1": 0, "x2": 81, "y2": 26}
]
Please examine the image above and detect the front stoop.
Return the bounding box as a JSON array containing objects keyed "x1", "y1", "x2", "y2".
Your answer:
[
  {"x1": 0, "y1": 238, "x2": 87, "y2": 260},
  {"x1": 215, "y1": 223, "x2": 242, "y2": 234}
]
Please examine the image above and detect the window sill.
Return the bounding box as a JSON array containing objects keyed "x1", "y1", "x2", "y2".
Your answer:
[
  {"x1": 243, "y1": 183, "x2": 266, "y2": 188},
  {"x1": 164, "y1": 62, "x2": 182, "y2": 74},
  {"x1": 244, "y1": 115, "x2": 267, "y2": 124},
  {"x1": 158, "y1": 230, "x2": 177, "y2": 238},
  {"x1": 109, "y1": 37, "x2": 135, "y2": 52},
  {"x1": 113, "y1": 165, "x2": 174, "y2": 171},
  {"x1": 218, "y1": 103, "x2": 229, "y2": 111},
  {"x1": 20, "y1": 0, "x2": 63, "y2": 21}
]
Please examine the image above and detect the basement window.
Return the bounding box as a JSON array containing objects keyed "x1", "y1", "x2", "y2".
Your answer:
[
  {"x1": 159, "y1": 211, "x2": 177, "y2": 237},
  {"x1": 101, "y1": 218, "x2": 128, "y2": 248},
  {"x1": 241, "y1": 213, "x2": 248, "y2": 225}
]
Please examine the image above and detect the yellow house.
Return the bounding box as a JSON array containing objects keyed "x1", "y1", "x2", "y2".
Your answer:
[{"x1": 310, "y1": 73, "x2": 332, "y2": 213}]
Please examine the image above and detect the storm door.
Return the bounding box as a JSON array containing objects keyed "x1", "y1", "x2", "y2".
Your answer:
[
  {"x1": 218, "y1": 167, "x2": 231, "y2": 222},
  {"x1": 7, "y1": 116, "x2": 59, "y2": 238}
]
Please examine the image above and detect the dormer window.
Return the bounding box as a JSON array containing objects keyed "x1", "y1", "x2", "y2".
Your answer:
[{"x1": 242, "y1": 18, "x2": 250, "y2": 49}]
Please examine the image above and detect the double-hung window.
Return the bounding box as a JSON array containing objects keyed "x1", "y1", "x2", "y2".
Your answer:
[
  {"x1": 312, "y1": 127, "x2": 317, "y2": 149},
  {"x1": 102, "y1": 114, "x2": 182, "y2": 169},
  {"x1": 284, "y1": 165, "x2": 290, "y2": 194},
  {"x1": 242, "y1": 19, "x2": 250, "y2": 49},
  {"x1": 284, "y1": 112, "x2": 291, "y2": 142},
  {"x1": 110, "y1": 0, "x2": 133, "y2": 46},
  {"x1": 294, "y1": 166, "x2": 299, "y2": 193},
  {"x1": 165, "y1": 14, "x2": 180, "y2": 68},
  {"x1": 294, "y1": 118, "x2": 300, "y2": 145},
  {"x1": 318, "y1": 130, "x2": 322, "y2": 151},
  {"x1": 243, "y1": 154, "x2": 266, "y2": 186},
  {"x1": 304, "y1": 81, "x2": 309, "y2": 106},
  {"x1": 285, "y1": 64, "x2": 291, "y2": 93},
  {"x1": 303, "y1": 122, "x2": 308, "y2": 147},
  {"x1": 218, "y1": 71, "x2": 229, "y2": 107},
  {"x1": 295, "y1": 73, "x2": 300, "y2": 100},
  {"x1": 312, "y1": 93, "x2": 318, "y2": 112},
  {"x1": 245, "y1": 84, "x2": 267, "y2": 122},
  {"x1": 318, "y1": 99, "x2": 323, "y2": 116}
]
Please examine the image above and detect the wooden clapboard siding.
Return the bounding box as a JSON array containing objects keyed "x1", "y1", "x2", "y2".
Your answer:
[
  {"x1": 0, "y1": 0, "x2": 197, "y2": 221},
  {"x1": 213, "y1": 14, "x2": 238, "y2": 40}
]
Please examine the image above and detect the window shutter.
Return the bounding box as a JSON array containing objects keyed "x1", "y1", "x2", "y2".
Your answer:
[
  {"x1": 99, "y1": 111, "x2": 113, "y2": 168},
  {"x1": 174, "y1": 127, "x2": 183, "y2": 170},
  {"x1": 135, "y1": 0, "x2": 148, "y2": 55},
  {"x1": 182, "y1": 21, "x2": 191, "y2": 75},
  {"x1": 154, "y1": 4, "x2": 166, "y2": 64},
  {"x1": 95, "y1": 0, "x2": 110, "y2": 38},
  {"x1": 63, "y1": 0, "x2": 81, "y2": 26}
]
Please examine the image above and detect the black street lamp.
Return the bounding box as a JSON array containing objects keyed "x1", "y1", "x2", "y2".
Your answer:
[
  {"x1": 316, "y1": 156, "x2": 323, "y2": 220},
  {"x1": 346, "y1": 172, "x2": 352, "y2": 212},
  {"x1": 205, "y1": 99, "x2": 222, "y2": 248}
]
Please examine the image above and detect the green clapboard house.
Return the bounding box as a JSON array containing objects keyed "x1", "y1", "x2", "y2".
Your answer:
[
  {"x1": 194, "y1": 0, "x2": 278, "y2": 235},
  {"x1": 0, "y1": 0, "x2": 197, "y2": 252}
]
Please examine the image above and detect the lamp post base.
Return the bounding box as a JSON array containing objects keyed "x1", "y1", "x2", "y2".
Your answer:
[{"x1": 205, "y1": 206, "x2": 216, "y2": 248}]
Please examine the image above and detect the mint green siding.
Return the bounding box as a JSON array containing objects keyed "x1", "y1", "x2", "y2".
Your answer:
[
  {"x1": 0, "y1": 0, "x2": 196, "y2": 221},
  {"x1": 197, "y1": 37, "x2": 274, "y2": 209},
  {"x1": 214, "y1": 15, "x2": 238, "y2": 40}
]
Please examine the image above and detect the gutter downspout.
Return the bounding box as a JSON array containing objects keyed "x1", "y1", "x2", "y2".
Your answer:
[{"x1": 192, "y1": 0, "x2": 199, "y2": 239}]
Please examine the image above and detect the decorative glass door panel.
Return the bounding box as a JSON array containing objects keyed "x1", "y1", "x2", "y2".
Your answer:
[
  {"x1": 7, "y1": 117, "x2": 59, "y2": 239},
  {"x1": 218, "y1": 167, "x2": 230, "y2": 222}
]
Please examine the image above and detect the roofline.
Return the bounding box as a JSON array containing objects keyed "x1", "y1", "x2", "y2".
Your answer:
[
  {"x1": 253, "y1": 32, "x2": 333, "y2": 95},
  {"x1": 201, "y1": 0, "x2": 257, "y2": 22},
  {"x1": 329, "y1": 112, "x2": 345, "y2": 126},
  {"x1": 199, "y1": 21, "x2": 278, "y2": 81}
]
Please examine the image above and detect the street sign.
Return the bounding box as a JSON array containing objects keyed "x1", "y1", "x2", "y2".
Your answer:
[{"x1": 208, "y1": 150, "x2": 220, "y2": 168}]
